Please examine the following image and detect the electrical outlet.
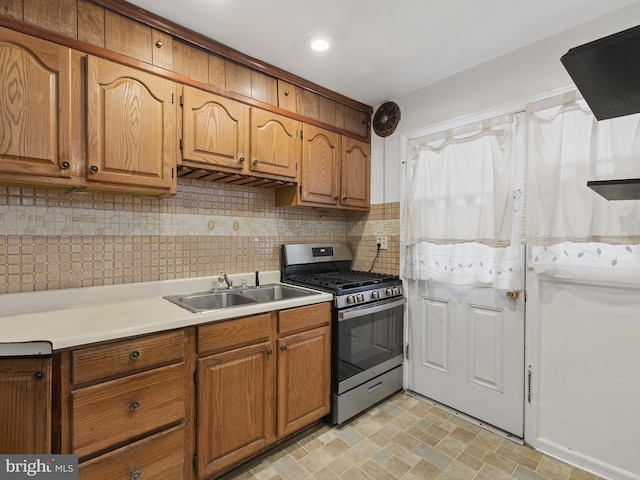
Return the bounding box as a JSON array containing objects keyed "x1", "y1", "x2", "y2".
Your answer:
[{"x1": 376, "y1": 236, "x2": 388, "y2": 250}]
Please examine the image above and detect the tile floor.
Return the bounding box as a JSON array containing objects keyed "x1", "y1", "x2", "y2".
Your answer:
[{"x1": 225, "y1": 392, "x2": 604, "y2": 480}]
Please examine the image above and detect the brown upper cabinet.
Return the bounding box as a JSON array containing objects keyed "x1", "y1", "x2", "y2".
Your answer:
[
  {"x1": 86, "y1": 56, "x2": 178, "y2": 195},
  {"x1": 181, "y1": 86, "x2": 299, "y2": 182},
  {"x1": 250, "y1": 109, "x2": 301, "y2": 180},
  {"x1": 275, "y1": 125, "x2": 370, "y2": 211},
  {"x1": 181, "y1": 85, "x2": 250, "y2": 173},
  {"x1": 0, "y1": 27, "x2": 74, "y2": 187}
]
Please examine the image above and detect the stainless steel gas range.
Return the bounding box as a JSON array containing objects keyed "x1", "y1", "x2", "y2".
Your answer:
[{"x1": 281, "y1": 243, "x2": 405, "y2": 425}]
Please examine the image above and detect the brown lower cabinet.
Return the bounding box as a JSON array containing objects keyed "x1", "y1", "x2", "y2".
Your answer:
[
  {"x1": 0, "y1": 302, "x2": 332, "y2": 479},
  {"x1": 196, "y1": 302, "x2": 331, "y2": 479}
]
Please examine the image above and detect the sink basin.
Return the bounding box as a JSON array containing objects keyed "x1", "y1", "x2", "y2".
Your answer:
[
  {"x1": 163, "y1": 284, "x2": 321, "y2": 313},
  {"x1": 164, "y1": 291, "x2": 257, "y2": 313},
  {"x1": 241, "y1": 284, "x2": 317, "y2": 302}
]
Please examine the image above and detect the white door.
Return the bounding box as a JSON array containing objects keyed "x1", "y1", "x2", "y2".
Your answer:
[{"x1": 408, "y1": 279, "x2": 525, "y2": 436}]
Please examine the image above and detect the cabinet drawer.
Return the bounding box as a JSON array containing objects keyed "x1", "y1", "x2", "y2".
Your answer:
[
  {"x1": 72, "y1": 363, "x2": 184, "y2": 458},
  {"x1": 279, "y1": 302, "x2": 331, "y2": 335},
  {"x1": 72, "y1": 331, "x2": 184, "y2": 384},
  {"x1": 198, "y1": 313, "x2": 272, "y2": 354},
  {"x1": 79, "y1": 424, "x2": 185, "y2": 480}
]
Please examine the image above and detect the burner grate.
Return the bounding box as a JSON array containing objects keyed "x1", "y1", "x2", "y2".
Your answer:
[{"x1": 289, "y1": 270, "x2": 398, "y2": 290}]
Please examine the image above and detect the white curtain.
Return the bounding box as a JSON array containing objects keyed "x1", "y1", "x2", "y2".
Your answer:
[
  {"x1": 405, "y1": 117, "x2": 514, "y2": 247},
  {"x1": 524, "y1": 95, "x2": 640, "y2": 246},
  {"x1": 525, "y1": 93, "x2": 640, "y2": 284},
  {"x1": 403, "y1": 116, "x2": 522, "y2": 289}
]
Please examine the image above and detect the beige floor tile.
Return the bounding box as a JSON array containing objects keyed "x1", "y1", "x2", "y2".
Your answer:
[
  {"x1": 405, "y1": 426, "x2": 440, "y2": 447},
  {"x1": 479, "y1": 463, "x2": 513, "y2": 480},
  {"x1": 322, "y1": 438, "x2": 351, "y2": 457},
  {"x1": 437, "y1": 460, "x2": 478, "y2": 480},
  {"x1": 425, "y1": 423, "x2": 450, "y2": 440},
  {"x1": 339, "y1": 466, "x2": 371, "y2": 480},
  {"x1": 448, "y1": 426, "x2": 478, "y2": 445},
  {"x1": 326, "y1": 456, "x2": 352, "y2": 476},
  {"x1": 390, "y1": 431, "x2": 421, "y2": 450},
  {"x1": 536, "y1": 455, "x2": 572, "y2": 480},
  {"x1": 457, "y1": 452, "x2": 484, "y2": 471},
  {"x1": 369, "y1": 431, "x2": 392, "y2": 447},
  {"x1": 382, "y1": 455, "x2": 412, "y2": 477},
  {"x1": 289, "y1": 445, "x2": 311, "y2": 461},
  {"x1": 312, "y1": 467, "x2": 340, "y2": 480},
  {"x1": 569, "y1": 467, "x2": 600, "y2": 480},
  {"x1": 436, "y1": 435, "x2": 468, "y2": 458},
  {"x1": 483, "y1": 451, "x2": 518, "y2": 475},
  {"x1": 360, "y1": 459, "x2": 399, "y2": 480},
  {"x1": 403, "y1": 459, "x2": 442, "y2": 480},
  {"x1": 341, "y1": 438, "x2": 380, "y2": 465},
  {"x1": 495, "y1": 445, "x2": 540, "y2": 471},
  {"x1": 515, "y1": 444, "x2": 544, "y2": 463},
  {"x1": 298, "y1": 448, "x2": 336, "y2": 474}
]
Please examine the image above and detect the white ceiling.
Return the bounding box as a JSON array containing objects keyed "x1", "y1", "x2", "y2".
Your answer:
[{"x1": 127, "y1": 0, "x2": 638, "y2": 107}]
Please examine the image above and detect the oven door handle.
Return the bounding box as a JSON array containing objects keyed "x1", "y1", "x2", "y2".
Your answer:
[{"x1": 338, "y1": 297, "x2": 406, "y2": 321}]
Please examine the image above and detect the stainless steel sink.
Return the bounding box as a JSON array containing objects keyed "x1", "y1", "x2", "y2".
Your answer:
[
  {"x1": 241, "y1": 284, "x2": 316, "y2": 302},
  {"x1": 164, "y1": 291, "x2": 258, "y2": 313},
  {"x1": 163, "y1": 284, "x2": 320, "y2": 313}
]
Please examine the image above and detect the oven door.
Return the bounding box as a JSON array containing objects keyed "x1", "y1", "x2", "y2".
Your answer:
[{"x1": 335, "y1": 297, "x2": 406, "y2": 394}]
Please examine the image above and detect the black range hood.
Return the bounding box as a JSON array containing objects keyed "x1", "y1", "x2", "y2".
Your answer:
[
  {"x1": 561, "y1": 25, "x2": 640, "y2": 200},
  {"x1": 561, "y1": 25, "x2": 640, "y2": 121}
]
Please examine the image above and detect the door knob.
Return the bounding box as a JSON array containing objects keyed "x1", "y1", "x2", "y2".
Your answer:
[{"x1": 506, "y1": 290, "x2": 520, "y2": 300}]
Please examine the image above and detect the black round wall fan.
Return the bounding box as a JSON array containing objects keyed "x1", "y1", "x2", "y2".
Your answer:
[{"x1": 372, "y1": 101, "x2": 401, "y2": 137}]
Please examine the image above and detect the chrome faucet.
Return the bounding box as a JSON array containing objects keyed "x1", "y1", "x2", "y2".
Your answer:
[{"x1": 218, "y1": 271, "x2": 233, "y2": 289}]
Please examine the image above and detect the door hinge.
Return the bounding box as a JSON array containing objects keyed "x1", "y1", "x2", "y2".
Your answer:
[
  {"x1": 171, "y1": 93, "x2": 174, "y2": 104},
  {"x1": 300, "y1": 129, "x2": 304, "y2": 140},
  {"x1": 405, "y1": 342, "x2": 409, "y2": 360},
  {"x1": 527, "y1": 364, "x2": 533, "y2": 403},
  {"x1": 299, "y1": 185, "x2": 302, "y2": 194},
  {"x1": 179, "y1": 138, "x2": 183, "y2": 150},
  {"x1": 171, "y1": 167, "x2": 174, "y2": 179},
  {"x1": 193, "y1": 454, "x2": 197, "y2": 471},
  {"x1": 193, "y1": 370, "x2": 198, "y2": 384},
  {"x1": 180, "y1": 95, "x2": 184, "y2": 106}
]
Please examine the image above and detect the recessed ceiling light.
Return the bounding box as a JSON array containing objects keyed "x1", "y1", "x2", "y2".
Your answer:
[{"x1": 305, "y1": 35, "x2": 332, "y2": 52}]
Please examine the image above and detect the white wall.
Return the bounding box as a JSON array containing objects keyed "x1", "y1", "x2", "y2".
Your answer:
[
  {"x1": 371, "y1": 1, "x2": 640, "y2": 204},
  {"x1": 388, "y1": 3, "x2": 640, "y2": 479}
]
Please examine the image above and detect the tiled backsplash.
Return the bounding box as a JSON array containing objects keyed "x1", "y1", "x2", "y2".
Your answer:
[{"x1": 0, "y1": 181, "x2": 400, "y2": 293}]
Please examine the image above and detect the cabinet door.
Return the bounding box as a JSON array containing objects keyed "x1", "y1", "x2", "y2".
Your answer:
[
  {"x1": 197, "y1": 340, "x2": 276, "y2": 478},
  {"x1": 277, "y1": 325, "x2": 331, "y2": 437},
  {"x1": 301, "y1": 125, "x2": 341, "y2": 206},
  {"x1": 182, "y1": 86, "x2": 249, "y2": 172},
  {"x1": 0, "y1": 27, "x2": 73, "y2": 182},
  {"x1": 0, "y1": 357, "x2": 52, "y2": 454},
  {"x1": 341, "y1": 136, "x2": 371, "y2": 210},
  {"x1": 86, "y1": 56, "x2": 177, "y2": 192},
  {"x1": 250, "y1": 108, "x2": 300, "y2": 179}
]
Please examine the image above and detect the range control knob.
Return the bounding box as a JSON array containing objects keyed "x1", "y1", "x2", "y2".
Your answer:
[
  {"x1": 392, "y1": 287, "x2": 400, "y2": 295},
  {"x1": 385, "y1": 287, "x2": 393, "y2": 295},
  {"x1": 356, "y1": 294, "x2": 365, "y2": 303},
  {"x1": 347, "y1": 295, "x2": 355, "y2": 304},
  {"x1": 371, "y1": 291, "x2": 380, "y2": 299}
]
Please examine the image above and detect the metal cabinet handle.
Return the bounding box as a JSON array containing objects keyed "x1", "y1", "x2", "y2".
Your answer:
[
  {"x1": 155, "y1": 40, "x2": 163, "y2": 48},
  {"x1": 284, "y1": 90, "x2": 290, "y2": 96},
  {"x1": 130, "y1": 350, "x2": 140, "y2": 360},
  {"x1": 334, "y1": 196, "x2": 339, "y2": 201},
  {"x1": 280, "y1": 345, "x2": 287, "y2": 351},
  {"x1": 131, "y1": 471, "x2": 141, "y2": 480},
  {"x1": 89, "y1": 165, "x2": 99, "y2": 174},
  {"x1": 130, "y1": 402, "x2": 140, "y2": 412},
  {"x1": 253, "y1": 159, "x2": 259, "y2": 165},
  {"x1": 342, "y1": 197, "x2": 347, "y2": 202},
  {"x1": 266, "y1": 349, "x2": 273, "y2": 355},
  {"x1": 239, "y1": 157, "x2": 245, "y2": 163},
  {"x1": 60, "y1": 161, "x2": 70, "y2": 170},
  {"x1": 33, "y1": 371, "x2": 44, "y2": 381}
]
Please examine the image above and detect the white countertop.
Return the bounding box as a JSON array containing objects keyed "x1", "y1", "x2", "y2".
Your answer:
[{"x1": 0, "y1": 271, "x2": 332, "y2": 351}]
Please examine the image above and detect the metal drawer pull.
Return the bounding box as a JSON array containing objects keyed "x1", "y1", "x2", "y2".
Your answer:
[
  {"x1": 130, "y1": 402, "x2": 140, "y2": 412},
  {"x1": 280, "y1": 345, "x2": 287, "y2": 351},
  {"x1": 33, "y1": 371, "x2": 44, "y2": 381},
  {"x1": 130, "y1": 350, "x2": 140, "y2": 360},
  {"x1": 267, "y1": 349, "x2": 273, "y2": 355},
  {"x1": 368, "y1": 382, "x2": 383, "y2": 393},
  {"x1": 131, "y1": 471, "x2": 141, "y2": 480}
]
